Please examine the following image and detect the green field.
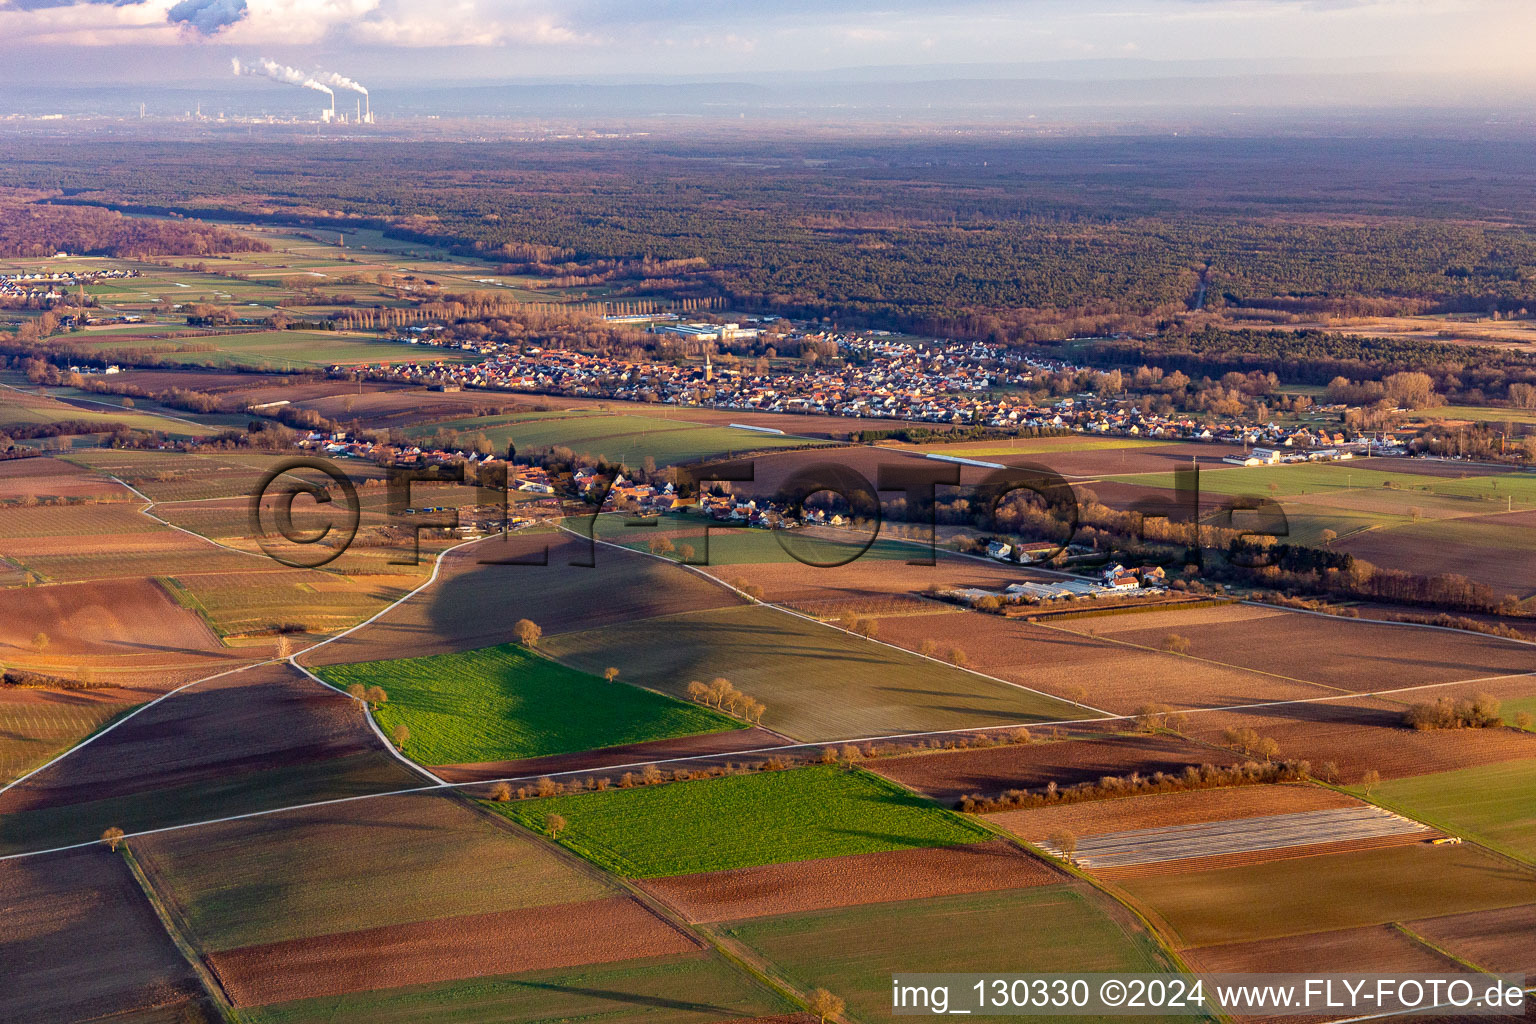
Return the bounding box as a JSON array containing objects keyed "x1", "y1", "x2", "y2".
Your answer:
[
  {"x1": 542, "y1": 604, "x2": 1091, "y2": 741},
  {"x1": 314, "y1": 644, "x2": 743, "y2": 766},
  {"x1": 1433, "y1": 405, "x2": 1536, "y2": 425},
  {"x1": 916, "y1": 436, "x2": 1172, "y2": 457},
  {"x1": 494, "y1": 765, "x2": 992, "y2": 877},
  {"x1": 0, "y1": 385, "x2": 204, "y2": 438},
  {"x1": 76, "y1": 330, "x2": 449, "y2": 370},
  {"x1": 411, "y1": 411, "x2": 830, "y2": 468},
  {"x1": 1117, "y1": 843, "x2": 1536, "y2": 947},
  {"x1": 1503, "y1": 695, "x2": 1536, "y2": 729},
  {"x1": 1355, "y1": 759, "x2": 1536, "y2": 862},
  {"x1": 592, "y1": 513, "x2": 919, "y2": 566},
  {"x1": 134, "y1": 792, "x2": 611, "y2": 951},
  {"x1": 242, "y1": 952, "x2": 791, "y2": 1024},
  {"x1": 1110, "y1": 461, "x2": 1536, "y2": 504},
  {"x1": 725, "y1": 886, "x2": 1194, "y2": 1024}
]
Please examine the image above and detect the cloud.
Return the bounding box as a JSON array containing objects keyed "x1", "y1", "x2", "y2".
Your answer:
[{"x1": 166, "y1": 0, "x2": 246, "y2": 33}]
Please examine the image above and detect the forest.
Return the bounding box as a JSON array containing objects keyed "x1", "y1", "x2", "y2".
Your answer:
[
  {"x1": 0, "y1": 196, "x2": 268, "y2": 258},
  {"x1": 4, "y1": 134, "x2": 1536, "y2": 337}
]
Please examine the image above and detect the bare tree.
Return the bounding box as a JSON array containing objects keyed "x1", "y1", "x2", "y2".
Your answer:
[
  {"x1": 514, "y1": 618, "x2": 542, "y2": 647},
  {"x1": 807, "y1": 988, "x2": 844, "y2": 1024},
  {"x1": 1360, "y1": 769, "x2": 1381, "y2": 795},
  {"x1": 346, "y1": 683, "x2": 366, "y2": 702},
  {"x1": 544, "y1": 812, "x2": 568, "y2": 838},
  {"x1": 1161, "y1": 633, "x2": 1191, "y2": 655},
  {"x1": 677, "y1": 543, "x2": 695, "y2": 563},
  {"x1": 604, "y1": 666, "x2": 620, "y2": 683},
  {"x1": 391, "y1": 723, "x2": 410, "y2": 749},
  {"x1": 490, "y1": 781, "x2": 511, "y2": 801},
  {"x1": 364, "y1": 685, "x2": 388, "y2": 709},
  {"x1": 1048, "y1": 828, "x2": 1077, "y2": 863},
  {"x1": 32, "y1": 632, "x2": 49, "y2": 653},
  {"x1": 947, "y1": 646, "x2": 969, "y2": 668},
  {"x1": 100, "y1": 826, "x2": 125, "y2": 852}
]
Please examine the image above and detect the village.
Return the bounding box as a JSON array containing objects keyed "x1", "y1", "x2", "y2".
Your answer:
[{"x1": 345, "y1": 325, "x2": 1399, "y2": 455}]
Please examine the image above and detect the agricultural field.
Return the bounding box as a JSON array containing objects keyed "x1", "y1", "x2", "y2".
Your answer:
[
  {"x1": 864, "y1": 609, "x2": 1338, "y2": 714},
  {"x1": 0, "y1": 383, "x2": 206, "y2": 438},
  {"x1": 313, "y1": 643, "x2": 743, "y2": 765},
  {"x1": 494, "y1": 765, "x2": 993, "y2": 878},
  {"x1": 1116, "y1": 842, "x2": 1536, "y2": 947},
  {"x1": 90, "y1": 330, "x2": 453, "y2": 370},
  {"x1": 723, "y1": 886, "x2": 1192, "y2": 1024},
  {"x1": 0, "y1": 685, "x2": 136, "y2": 784},
  {"x1": 239, "y1": 952, "x2": 793, "y2": 1024},
  {"x1": 0, "y1": 848, "x2": 217, "y2": 1024},
  {"x1": 641, "y1": 837, "x2": 1062, "y2": 922},
  {"x1": 1180, "y1": 696, "x2": 1536, "y2": 784},
  {"x1": 540, "y1": 604, "x2": 1089, "y2": 740},
  {"x1": 132, "y1": 792, "x2": 613, "y2": 951},
  {"x1": 411, "y1": 409, "x2": 833, "y2": 467},
  {"x1": 874, "y1": 733, "x2": 1223, "y2": 804},
  {"x1": 0, "y1": 664, "x2": 420, "y2": 856},
  {"x1": 1059, "y1": 601, "x2": 1536, "y2": 692},
  {"x1": 1356, "y1": 758, "x2": 1536, "y2": 862}
]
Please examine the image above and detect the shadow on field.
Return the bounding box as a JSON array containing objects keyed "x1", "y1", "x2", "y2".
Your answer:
[{"x1": 511, "y1": 981, "x2": 743, "y2": 1015}]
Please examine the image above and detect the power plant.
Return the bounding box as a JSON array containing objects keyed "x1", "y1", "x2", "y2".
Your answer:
[{"x1": 231, "y1": 57, "x2": 374, "y2": 124}]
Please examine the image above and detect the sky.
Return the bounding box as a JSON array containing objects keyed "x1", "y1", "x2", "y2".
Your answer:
[{"x1": 1, "y1": 0, "x2": 1535, "y2": 88}]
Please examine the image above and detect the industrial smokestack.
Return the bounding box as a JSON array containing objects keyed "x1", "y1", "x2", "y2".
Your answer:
[{"x1": 313, "y1": 68, "x2": 370, "y2": 122}]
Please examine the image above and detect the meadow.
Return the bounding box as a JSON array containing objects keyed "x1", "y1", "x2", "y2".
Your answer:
[
  {"x1": 0, "y1": 385, "x2": 203, "y2": 437},
  {"x1": 494, "y1": 765, "x2": 993, "y2": 877},
  {"x1": 314, "y1": 643, "x2": 743, "y2": 765},
  {"x1": 1356, "y1": 759, "x2": 1536, "y2": 863},
  {"x1": 77, "y1": 329, "x2": 448, "y2": 370},
  {"x1": 411, "y1": 410, "x2": 829, "y2": 467},
  {"x1": 540, "y1": 603, "x2": 1088, "y2": 741},
  {"x1": 723, "y1": 886, "x2": 1193, "y2": 1024}
]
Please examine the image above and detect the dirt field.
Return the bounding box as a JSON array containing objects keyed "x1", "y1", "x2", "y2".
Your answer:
[
  {"x1": 1181, "y1": 696, "x2": 1536, "y2": 783},
  {"x1": 1185, "y1": 923, "x2": 1463, "y2": 975},
  {"x1": 640, "y1": 838, "x2": 1061, "y2": 923},
  {"x1": 0, "y1": 848, "x2": 212, "y2": 1024},
  {"x1": 1117, "y1": 842, "x2": 1536, "y2": 949},
  {"x1": 705, "y1": 549, "x2": 1031, "y2": 610},
  {"x1": 306, "y1": 533, "x2": 743, "y2": 666},
  {"x1": 1406, "y1": 903, "x2": 1536, "y2": 974},
  {"x1": 134, "y1": 791, "x2": 614, "y2": 952},
  {"x1": 1338, "y1": 514, "x2": 1536, "y2": 599},
  {"x1": 867, "y1": 611, "x2": 1339, "y2": 713},
  {"x1": 0, "y1": 455, "x2": 134, "y2": 500},
  {"x1": 872, "y1": 734, "x2": 1228, "y2": 803},
  {"x1": 208, "y1": 898, "x2": 704, "y2": 1006},
  {"x1": 993, "y1": 783, "x2": 1360, "y2": 839},
  {"x1": 1076, "y1": 603, "x2": 1536, "y2": 692},
  {"x1": 0, "y1": 578, "x2": 226, "y2": 671},
  {"x1": 433, "y1": 726, "x2": 785, "y2": 783}
]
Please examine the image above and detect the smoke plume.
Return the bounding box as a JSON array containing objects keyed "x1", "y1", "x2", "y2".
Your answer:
[
  {"x1": 313, "y1": 69, "x2": 369, "y2": 98},
  {"x1": 232, "y1": 57, "x2": 335, "y2": 100}
]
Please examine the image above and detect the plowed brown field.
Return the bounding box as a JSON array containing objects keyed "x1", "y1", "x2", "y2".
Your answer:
[
  {"x1": 1186, "y1": 923, "x2": 1464, "y2": 973},
  {"x1": 992, "y1": 783, "x2": 1359, "y2": 839},
  {"x1": 640, "y1": 838, "x2": 1061, "y2": 923},
  {"x1": 0, "y1": 456, "x2": 132, "y2": 500},
  {"x1": 0, "y1": 848, "x2": 211, "y2": 1024},
  {"x1": 1078, "y1": 603, "x2": 1536, "y2": 692},
  {"x1": 0, "y1": 662, "x2": 398, "y2": 814},
  {"x1": 307, "y1": 532, "x2": 742, "y2": 665},
  {"x1": 0, "y1": 578, "x2": 225, "y2": 669},
  {"x1": 1408, "y1": 903, "x2": 1536, "y2": 974},
  {"x1": 873, "y1": 734, "x2": 1228, "y2": 803},
  {"x1": 1182, "y1": 697, "x2": 1536, "y2": 782},
  {"x1": 208, "y1": 897, "x2": 703, "y2": 1006},
  {"x1": 865, "y1": 612, "x2": 1340, "y2": 713}
]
